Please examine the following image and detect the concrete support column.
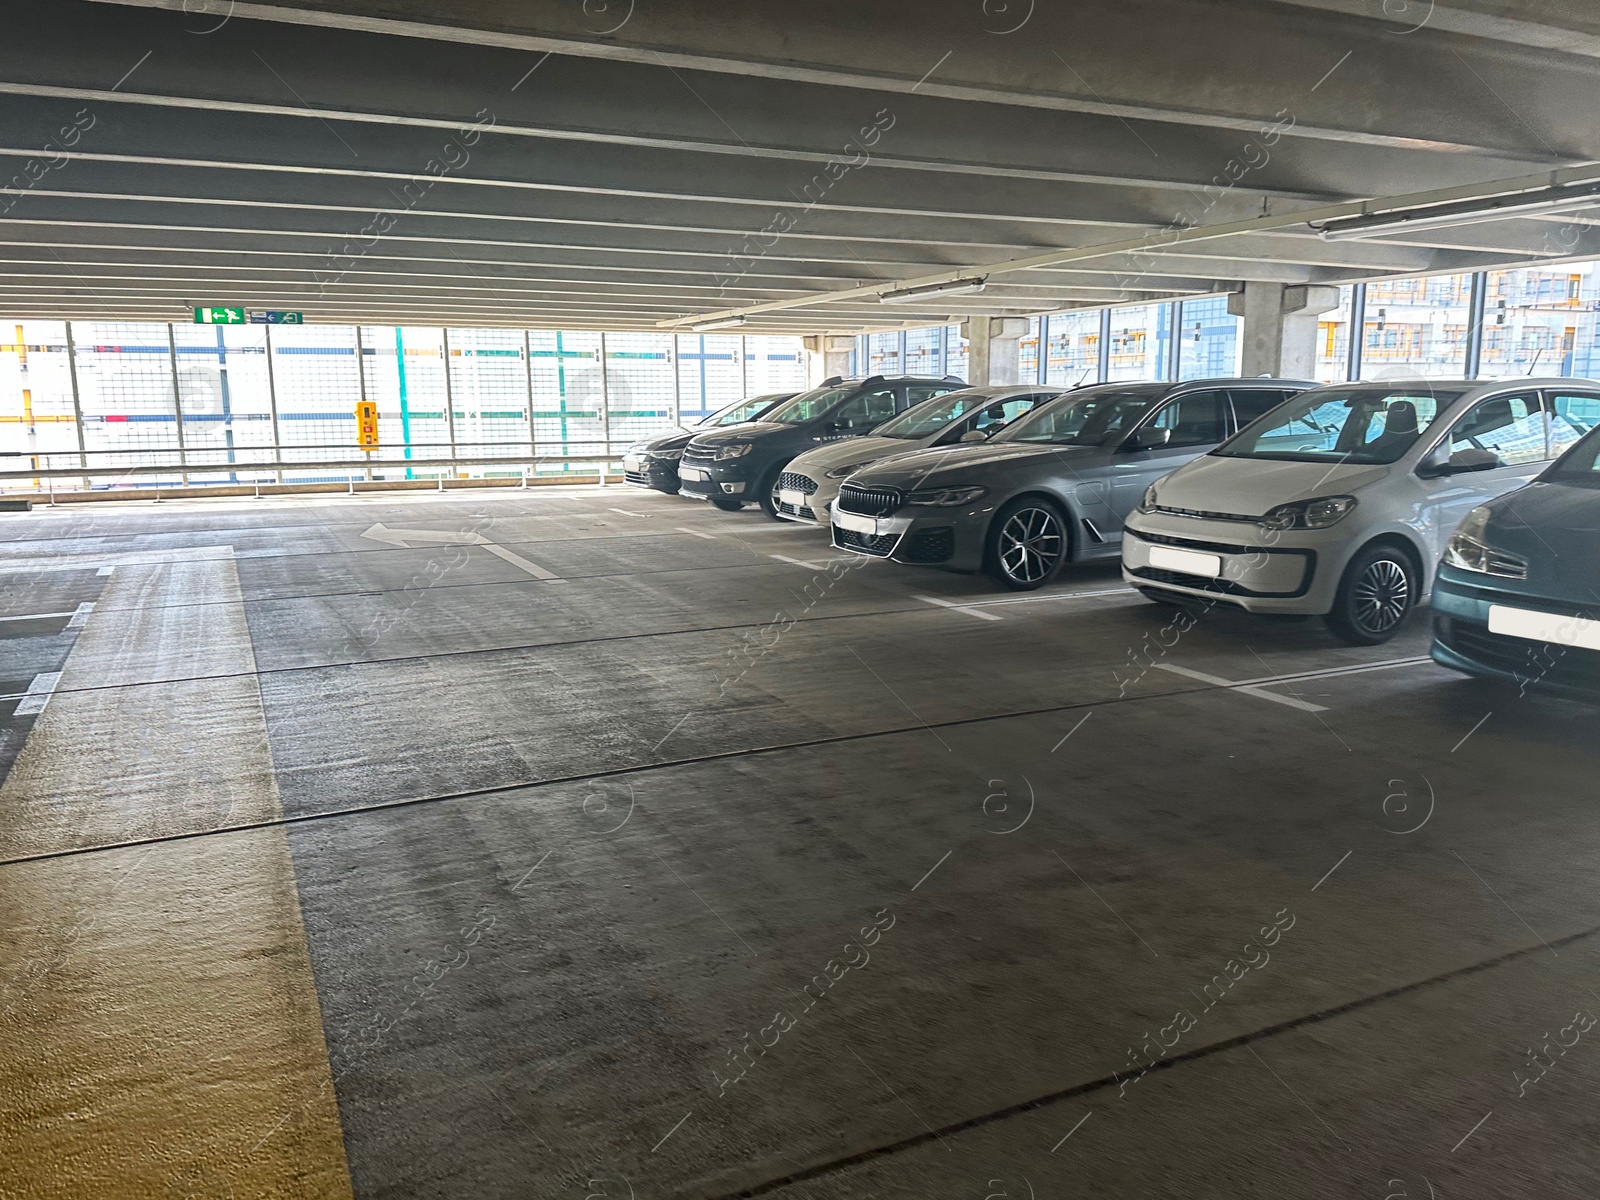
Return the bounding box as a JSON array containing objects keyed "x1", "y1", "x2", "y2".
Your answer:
[
  {"x1": 807, "y1": 334, "x2": 854, "y2": 384},
  {"x1": 1229, "y1": 283, "x2": 1342, "y2": 378},
  {"x1": 961, "y1": 316, "x2": 1028, "y2": 385}
]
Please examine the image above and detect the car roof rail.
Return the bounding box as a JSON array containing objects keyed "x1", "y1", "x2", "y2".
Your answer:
[
  {"x1": 820, "y1": 375, "x2": 844, "y2": 386},
  {"x1": 943, "y1": 375, "x2": 966, "y2": 383},
  {"x1": 859, "y1": 374, "x2": 885, "y2": 387}
]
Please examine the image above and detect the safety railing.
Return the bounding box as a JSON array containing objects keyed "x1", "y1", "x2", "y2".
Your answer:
[{"x1": 0, "y1": 440, "x2": 632, "y2": 498}]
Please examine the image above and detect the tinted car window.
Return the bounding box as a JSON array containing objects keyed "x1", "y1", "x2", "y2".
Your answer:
[
  {"x1": 1228, "y1": 389, "x2": 1296, "y2": 429},
  {"x1": 994, "y1": 388, "x2": 1163, "y2": 446},
  {"x1": 1547, "y1": 392, "x2": 1600, "y2": 458},
  {"x1": 831, "y1": 387, "x2": 898, "y2": 428},
  {"x1": 974, "y1": 395, "x2": 1045, "y2": 432},
  {"x1": 904, "y1": 384, "x2": 961, "y2": 407},
  {"x1": 1545, "y1": 422, "x2": 1600, "y2": 483},
  {"x1": 1217, "y1": 387, "x2": 1463, "y2": 464},
  {"x1": 1446, "y1": 393, "x2": 1545, "y2": 466},
  {"x1": 1143, "y1": 390, "x2": 1227, "y2": 449},
  {"x1": 874, "y1": 389, "x2": 998, "y2": 439},
  {"x1": 708, "y1": 396, "x2": 780, "y2": 426},
  {"x1": 763, "y1": 385, "x2": 855, "y2": 424}
]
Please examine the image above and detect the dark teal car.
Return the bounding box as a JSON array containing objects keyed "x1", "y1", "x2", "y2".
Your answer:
[{"x1": 1432, "y1": 404, "x2": 1600, "y2": 699}]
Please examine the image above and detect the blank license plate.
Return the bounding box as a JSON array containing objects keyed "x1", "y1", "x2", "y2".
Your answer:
[
  {"x1": 1148, "y1": 544, "x2": 1222, "y2": 578},
  {"x1": 622, "y1": 456, "x2": 641, "y2": 471},
  {"x1": 779, "y1": 489, "x2": 807, "y2": 509},
  {"x1": 833, "y1": 509, "x2": 883, "y2": 535},
  {"x1": 678, "y1": 466, "x2": 706, "y2": 481},
  {"x1": 1488, "y1": 605, "x2": 1600, "y2": 651}
]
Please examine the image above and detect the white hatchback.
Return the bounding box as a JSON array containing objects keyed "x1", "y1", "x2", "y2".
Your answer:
[{"x1": 1121, "y1": 378, "x2": 1600, "y2": 643}]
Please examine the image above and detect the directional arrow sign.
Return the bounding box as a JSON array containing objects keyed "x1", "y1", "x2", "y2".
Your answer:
[
  {"x1": 360, "y1": 523, "x2": 557, "y2": 580},
  {"x1": 194, "y1": 306, "x2": 246, "y2": 325}
]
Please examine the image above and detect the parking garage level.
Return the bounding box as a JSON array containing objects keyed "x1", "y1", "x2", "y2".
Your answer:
[{"x1": 5, "y1": 2, "x2": 1600, "y2": 1197}]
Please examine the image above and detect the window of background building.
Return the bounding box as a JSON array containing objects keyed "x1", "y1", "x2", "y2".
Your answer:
[
  {"x1": 1176, "y1": 296, "x2": 1241, "y2": 381},
  {"x1": 1314, "y1": 285, "x2": 1356, "y2": 384},
  {"x1": 1107, "y1": 304, "x2": 1172, "y2": 381},
  {"x1": 1045, "y1": 310, "x2": 1099, "y2": 386},
  {"x1": 1361, "y1": 273, "x2": 1475, "y2": 378}
]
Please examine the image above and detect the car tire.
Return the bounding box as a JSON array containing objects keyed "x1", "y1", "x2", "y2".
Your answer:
[
  {"x1": 710, "y1": 496, "x2": 744, "y2": 512},
  {"x1": 757, "y1": 464, "x2": 790, "y2": 521},
  {"x1": 1325, "y1": 542, "x2": 1417, "y2": 645},
  {"x1": 984, "y1": 497, "x2": 1069, "y2": 591}
]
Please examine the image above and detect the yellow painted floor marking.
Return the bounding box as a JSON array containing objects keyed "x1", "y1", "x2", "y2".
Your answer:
[{"x1": 0, "y1": 548, "x2": 354, "y2": 1199}]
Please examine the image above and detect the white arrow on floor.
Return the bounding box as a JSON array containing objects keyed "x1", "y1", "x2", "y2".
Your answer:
[{"x1": 360, "y1": 523, "x2": 558, "y2": 580}]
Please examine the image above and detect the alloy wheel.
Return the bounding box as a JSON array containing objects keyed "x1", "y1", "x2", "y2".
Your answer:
[
  {"x1": 998, "y1": 507, "x2": 1064, "y2": 584},
  {"x1": 1352, "y1": 557, "x2": 1411, "y2": 635}
]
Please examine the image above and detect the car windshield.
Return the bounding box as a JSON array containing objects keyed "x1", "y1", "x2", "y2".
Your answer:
[
  {"x1": 991, "y1": 388, "x2": 1163, "y2": 446},
  {"x1": 872, "y1": 389, "x2": 995, "y2": 439},
  {"x1": 701, "y1": 395, "x2": 781, "y2": 427},
  {"x1": 1215, "y1": 386, "x2": 1466, "y2": 465},
  {"x1": 760, "y1": 385, "x2": 856, "y2": 425},
  {"x1": 1545, "y1": 422, "x2": 1600, "y2": 485}
]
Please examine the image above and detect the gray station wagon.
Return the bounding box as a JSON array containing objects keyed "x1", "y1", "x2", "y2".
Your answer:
[{"x1": 830, "y1": 377, "x2": 1314, "y2": 589}]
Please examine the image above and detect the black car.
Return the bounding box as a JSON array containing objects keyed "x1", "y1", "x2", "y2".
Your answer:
[
  {"x1": 678, "y1": 375, "x2": 967, "y2": 517},
  {"x1": 622, "y1": 391, "x2": 797, "y2": 495},
  {"x1": 1432, "y1": 399, "x2": 1600, "y2": 699}
]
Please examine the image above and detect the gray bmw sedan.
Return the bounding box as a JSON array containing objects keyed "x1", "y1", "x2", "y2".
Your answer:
[{"x1": 830, "y1": 377, "x2": 1313, "y2": 589}]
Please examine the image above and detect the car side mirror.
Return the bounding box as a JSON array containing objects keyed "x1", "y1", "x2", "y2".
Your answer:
[
  {"x1": 959, "y1": 429, "x2": 989, "y2": 443},
  {"x1": 1419, "y1": 446, "x2": 1502, "y2": 477},
  {"x1": 830, "y1": 418, "x2": 855, "y2": 432},
  {"x1": 1121, "y1": 427, "x2": 1172, "y2": 453}
]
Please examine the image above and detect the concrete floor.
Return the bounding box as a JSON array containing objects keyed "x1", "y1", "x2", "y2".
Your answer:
[{"x1": 0, "y1": 485, "x2": 1596, "y2": 1199}]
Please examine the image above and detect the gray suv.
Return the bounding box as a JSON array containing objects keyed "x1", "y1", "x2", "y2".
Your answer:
[{"x1": 831, "y1": 377, "x2": 1314, "y2": 589}]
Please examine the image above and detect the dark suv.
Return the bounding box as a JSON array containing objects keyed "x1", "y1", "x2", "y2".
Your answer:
[
  {"x1": 678, "y1": 375, "x2": 967, "y2": 517},
  {"x1": 622, "y1": 391, "x2": 796, "y2": 495}
]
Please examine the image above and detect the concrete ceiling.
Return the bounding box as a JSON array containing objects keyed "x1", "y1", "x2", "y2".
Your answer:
[{"x1": 2, "y1": 0, "x2": 1599, "y2": 332}]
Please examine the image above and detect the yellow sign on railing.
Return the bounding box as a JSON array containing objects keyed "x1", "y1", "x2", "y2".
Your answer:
[{"x1": 355, "y1": 400, "x2": 379, "y2": 448}]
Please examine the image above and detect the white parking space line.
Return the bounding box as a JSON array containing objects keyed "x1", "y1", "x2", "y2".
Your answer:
[
  {"x1": 15, "y1": 671, "x2": 62, "y2": 716},
  {"x1": 676, "y1": 527, "x2": 717, "y2": 540},
  {"x1": 608, "y1": 507, "x2": 652, "y2": 517},
  {"x1": 66, "y1": 602, "x2": 94, "y2": 630},
  {"x1": 966, "y1": 587, "x2": 1135, "y2": 609},
  {"x1": 914, "y1": 594, "x2": 1004, "y2": 623},
  {"x1": 0, "y1": 611, "x2": 75, "y2": 624},
  {"x1": 97, "y1": 565, "x2": 115, "y2": 576},
  {"x1": 1155, "y1": 656, "x2": 1430, "y2": 712},
  {"x1": 1156, "y1": 663, "x2": 1330, "y2": 712},
  {"x1": 769, "y1": 553, "x2": 825, "y2": 570}
]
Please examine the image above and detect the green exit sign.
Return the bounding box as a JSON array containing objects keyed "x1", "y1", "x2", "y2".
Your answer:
[{"x1": 194, "y1": 307, "x2": 246, "y2": 325}]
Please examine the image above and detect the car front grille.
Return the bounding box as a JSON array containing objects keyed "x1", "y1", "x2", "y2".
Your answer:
[
  {"x1": 680, "y1": 448, "x2": 717, "y2": 469},
  {"x1": 624, "y1": 470, "x2": 652, "y2": 486},
  {"x1": 779, "y1": 471, "x2": 818, "y2": 496},
  {"x1": 901, "y1": 526, "x2": 954, "y2": 564},
  {"x1": 835, "y1": 528, "x2": 900, "y2": 557},
  {"x1": 777, "y1": 499, "x2": 816, "y2": 521},
  {"x1": 1437, "y1": 615, "x2": 1600, "y2": 690},
  {"x1": 1155, "y1": 504, "x2": 1260, "y2": 523},
  {"x1": 837, "y1": 483, "x2": 902, "y2": 518}
]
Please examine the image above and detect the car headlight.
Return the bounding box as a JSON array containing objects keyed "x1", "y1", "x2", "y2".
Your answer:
[
  {"x1": 1137, "y1": 483, "x2": 1159, "y2": 514},
  {"x1": 654, "y1": 449, "x2": 683, "y2": 461},
  {"x1": 712, "y1": 443, "x2": 753, "y2": 460},
  {"x1": 906, "y1": 485, "x2": 988, "y2": 507},
  {"x1": 1443, "y1": 505, "x2": 1529, "y2": 578},
  {"x1": 1258, "y1": 495, "x2": 1357, "y2": 531},
  {"x1": 825, "y1": 461, "x2": 872, "y2": 479}
]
